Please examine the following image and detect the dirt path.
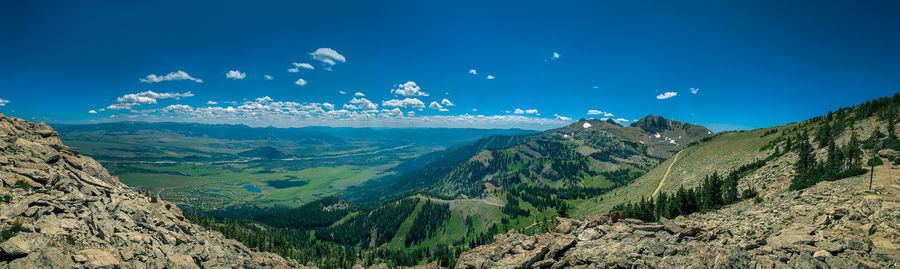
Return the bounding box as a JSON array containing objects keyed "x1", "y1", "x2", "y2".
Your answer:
[{"x1": 652, "y1": 150, "x2": 682, "y2": 198}]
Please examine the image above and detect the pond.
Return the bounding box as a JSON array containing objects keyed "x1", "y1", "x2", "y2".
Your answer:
[
  {"x1": 242, "y1": 184, "x2": 262, "y2": 193},
  {"x1": 266, "y1": 179, "x2": 309, "y2": 189}
]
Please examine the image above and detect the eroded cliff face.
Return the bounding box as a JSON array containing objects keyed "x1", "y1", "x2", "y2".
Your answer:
[
  {"x1": 0, "y1": 114, "x2": 303, "y2": 268},
  {"x1": 455, "y1": 170, "x2": 900, "y2": 268}
]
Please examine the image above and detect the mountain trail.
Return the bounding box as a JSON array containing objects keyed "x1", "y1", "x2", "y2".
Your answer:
[{"x1": 652, "y1": 150, "x2": 681, "y2": 198}]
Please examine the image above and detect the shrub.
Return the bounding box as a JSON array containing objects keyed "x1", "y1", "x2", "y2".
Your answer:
[
  {"x1": 753, "y1": 196, "x2": 763, "y2": 204},
  {"x1": 11, "y1": 181, "x2": 31, "y2": 190},
  {"x1": 742, "y1": 188, "x2": 759, "y2": 199}
]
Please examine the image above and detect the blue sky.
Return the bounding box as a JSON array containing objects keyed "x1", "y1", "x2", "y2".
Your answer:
[{"x1": 1, "y1": 0, "x2": 899, "y2": 131}]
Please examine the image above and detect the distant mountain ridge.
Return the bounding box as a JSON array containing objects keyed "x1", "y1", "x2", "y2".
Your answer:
[{"x1": 351, "y1": 115, "x2": 713, "y2": 201}]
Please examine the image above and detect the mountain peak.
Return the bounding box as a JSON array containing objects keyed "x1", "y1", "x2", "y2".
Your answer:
[{"x1": 629, "y1": 115, "x2": 704, "y2": 133}]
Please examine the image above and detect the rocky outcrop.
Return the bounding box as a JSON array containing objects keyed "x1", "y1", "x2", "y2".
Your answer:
[
  {"x1": 456, "y1": 171, "x2": 900, "y2": 268},
  {"x1": 0, "y1": 114, "x2": 303, "y2": 268}
]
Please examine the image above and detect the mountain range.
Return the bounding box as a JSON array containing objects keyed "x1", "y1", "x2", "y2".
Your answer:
[{"x1": 1, "y1": 94, "x2": 898, "y2": 268}]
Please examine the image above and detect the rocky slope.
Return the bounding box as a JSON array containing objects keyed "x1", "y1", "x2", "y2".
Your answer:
[
  {"x1": 455, "y1": 166, "x2": 900, "y2": 268},
  {"x1": 0, "y1": 114, "x2": 302, "y2": 268}
]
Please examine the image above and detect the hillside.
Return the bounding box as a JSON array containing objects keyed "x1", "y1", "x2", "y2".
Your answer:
[
  {"x1": 456, "y1": 94, "x2": 900, "y2": 268},
  {"x1": 365, "y1": 115, "x2": 713, "y2": 201},
  {"x1": 0, "y1": 114, "x2": 302, "y2": 268}
]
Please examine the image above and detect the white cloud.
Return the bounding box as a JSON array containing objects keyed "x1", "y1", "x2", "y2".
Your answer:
[
  {"x1": 0, "y1": 98, "x2": 7, "y2": 106},
  {"x1": 207, "y1": 101, "x2": 218, "y2": 105},
  {"x1": 383, "y1": 98, "x2": 425, "y2": 108},
  {"x1": 690, "y1": 87, "x2": 700, "y2": 94},
  {"x1": 322, "y1": 102, "x2": 335, "y2": 110},
  {"x1": 554, "y1": 114, "x2": 571, "y2": 121},
  {"x1": 256, "y1": 96, "x2": 273, "y2": 103},
  {"x1": 441, "y1": 98, "x2": 455, "y2": 107},
  {"x1": 468, "y1": 69, "x2": 477, "y2": 75},
  {"x1": 514, "y1": 108, "x2": 525, "y2": 114},
  {"x1": 88, "y1": 110, "x2": 97, "y2": 114},
  {"x1": 391, "y1": 81, "x2": 429, "y2": 96},
  {"x1": 287, "y1": 68, "x2": 299, "y2": 73},
  {"x1": 295, "y1": 78, "x2": 308, "y2": 86},
  {"x1": 429, "y1": 101, "x2": 449, "y2": 111},
  {"x1": 656, "y1": 92, "x2": 677, "y2": 99},
  {"x1": 264, "y1": 75, "x2": 274, "y2": 80},
  {"x1": 339, "y1": 91, "x2": 347, "y2": 95},
  {"x1": 552, "y1": 52, "x2": 560, "y2": 59},
  {"x1": 140, "y1": 70, "x2": 203, "y2": 83},
  {"x1": 354, "y1": 92, "x2": 365, "y2": 97},
  {"x1": 472, "y1": 108, "x2": 478, "y2": 112},
  {"x1": 226, "y1": 70, "x2": 246, "y2": 80},
  {"x1": 163, "y1": 104, "x2": 193, "y2": 111},
  {"x1": 309, "y1": 48, "x2": 347, "y2": 66},
  {"x1": 525, "y1": 109, "x2": 539, "y2": 115},
  {"x1": 347, "y1": 97, "x2": 377, "y2": 110},
  {"x1": 292, "y1": 62, "x2": 315, "y2": 70},
  {"x1": 486, "y1": 75, "x2": 495, "y2": 80},
  {"x1": 108, "y1": 90, "x2": 194, "y2": 110},
  {"x1": 382, "y1": 108, "x2": 403, "y2": 117},
  {"x1": 587, "y1": 110, "x2": 614, "y2": 117}
]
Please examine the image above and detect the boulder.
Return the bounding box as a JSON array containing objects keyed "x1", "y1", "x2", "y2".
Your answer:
[{"x1": 77, "y1": 249, "x2": 120, "y2": 268}]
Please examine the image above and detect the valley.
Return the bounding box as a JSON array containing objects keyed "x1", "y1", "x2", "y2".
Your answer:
[{"x1": 54, "y1": 122, "x2": 536, "y2": 210}]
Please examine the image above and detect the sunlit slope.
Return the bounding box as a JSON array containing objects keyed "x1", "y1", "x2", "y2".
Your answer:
[{"x1": 573, "y1": 125, "x2": 785, "y2": 217}]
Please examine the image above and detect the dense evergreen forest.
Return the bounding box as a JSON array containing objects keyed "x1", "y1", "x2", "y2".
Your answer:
[{"x1": 182, "y1": 198, "x2": 469, "y2": 268}]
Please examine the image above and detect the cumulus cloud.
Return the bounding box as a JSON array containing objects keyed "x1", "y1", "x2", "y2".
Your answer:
[
  {"x1": 88, "y1": 109, "x2": 97, "y2": 114},
  {"x1": 264, "y1": 75, "x2": 274, "y2": 80},
  {"x1": 0, "y1": 98, "x2": 9, "y2": 106},
  {"x1": 468, "y1": 69, "x2": 477, "y2": 75},
  {"x1": 226, "y1": 70, "x2": 246, "y2": 80},
  {"x1": 391, "y1": 81, "x2": 429, "y2": 96},
  {"x1": 514, "y1": 108, "x2": 525, "y2": 114},
  {"x1": 309, "y1": 48, "x2": 346, "y2": 66},
  {"x1": 140, "y1": 70, "x2": 203, "y2": 83},
  {"x1": 339, "y1": 91, "x2": 347, "y2": 95},
  {"x1": 554, "y1": 114, "x2": 571, "y2": 121},
  {"x1": 292, "y1": 62, "x2": 315, "y2": 70},
  {"x1": 587, "y1": 110, "x2": 614, "y2": 117},
  {"x1": 207, "y1": 101, "x2": 218, "y2": 105},
  {"x1": 552, "y1": 52, "x2": 560, "y2": 60},
  {"x1": 429, "y1": 101, "x2": 449, "y2": 111},
  {"x1": 690, "y1": 87, "x2": 700, "y2": 94},
  {"x1": 525, "y1": 109, "x2": 539, "y2": 115},
  {"x1": 163, "y1": 104, "x2": 193, "y2": 111},
  {"x1": 346, "y1": 97, "x2": 377, "y2": 110},
  {"x1": 656, "y1": 92, "x2": 677, "y2": 99},
  {"x1": 287, "y1": 68, "x2": 299, "y2": 73},
  {"x1": 295, "y1": 78, "x2": 308, "y2": 86},
  {"x1": 383, "y1": 98, "x2": 425, "y2": 109},
  {"x1": 354, "y1": 92, "x2": 365, "y2": 97},
  {"x1": 486, "y1": 75, "x2": 495, "y2": 80},
  {"x1": 441, "y1": 98, "x2": 455, "y2": 107},
  {"x1": 91, "y1": 96, "x2": 575, "y2": 130},
  {"x1": 107, "y1": 90, "x2": 194, "y2": 110}
]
